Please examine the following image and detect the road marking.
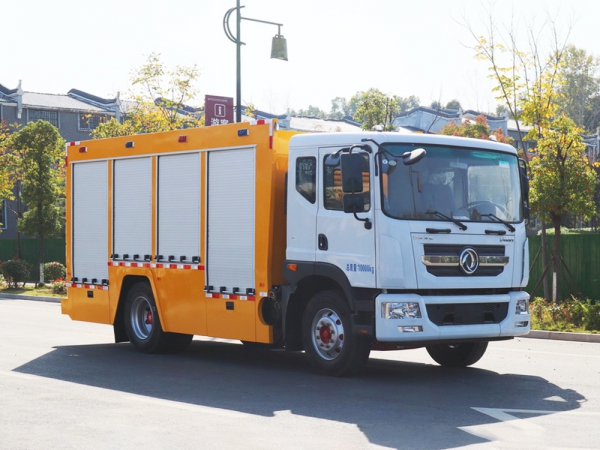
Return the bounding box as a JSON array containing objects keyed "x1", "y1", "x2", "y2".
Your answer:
[{"x1": 460, "y1": 407, "x2": 600, "y2": 445}]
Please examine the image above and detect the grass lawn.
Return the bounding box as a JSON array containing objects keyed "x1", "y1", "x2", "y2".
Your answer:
[{"x1": 0, "y1": 284, "x2": 63, "y2": 298}]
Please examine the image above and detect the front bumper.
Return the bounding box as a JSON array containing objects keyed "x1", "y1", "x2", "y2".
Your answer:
[{"x1": 375, "y1": 291, "x2": 530, "y2": 342}]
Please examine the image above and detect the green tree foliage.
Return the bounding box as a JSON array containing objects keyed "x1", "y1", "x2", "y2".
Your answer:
[
  {"x1": 351, "y1": 88, "x2": 400, "y2": 131},
  {"x1": 328, "y1": 97, "x2": 353, "y2": 120},
  {"x1": 557, "y1": 45, "x2": 600, "y2": 132},
  {"x1": 529, "y1": 115, "x2": 597, "y2": 300},
  {"x1": 430, "y1": 100, "x2": 442, "y2": 110},
  {"x1": 465, "y1": 5, "x2": 571, "y2": 160},
  {"x1": 93, "y1": 53, "x2": 203, "y2": 138},
  {"x1": 529, "y1": 115, "x2": 596, "y2": 228},
  {"x1": 397, "y1": 95, "x2": 420, "y2": 113},
  {"x1": 7, "y1": 121, "x2": 65, "y2": 280},
  {"x1": 294, "y1": 105, "x2": 327, "y2": 118},
  {"x1": 440, "y1": 115, "x2": 512, "y2": 144},
  {"x1": 445, "y1": 99, "x2": 462, "y2": 110},
  {"x1": 495, "y1": 104, "x2": 511, "y2": 118},
  {"x1": 0, "y1": 120, "x2": 17, "y2": 203}
]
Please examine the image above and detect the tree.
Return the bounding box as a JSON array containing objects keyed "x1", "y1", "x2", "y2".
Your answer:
[
  {"x1": 529, "y1": 115, "x2": 596, "y2": 300},
  {"x1": 440, "y1": 114, "x2": 512, "y2": 144},
  {"x1": 397, "y1": 95, "x2": 420, "y2": 113},
  {"x1": 495, "y1": 103, "x2": 511, "y2": 118},
  {"x1": 465, "y1": 5, "x2": 577, "y2": 302},
  {"x1": 305, "y1": 105, "x2": 327, "y2": 118},
  {"x1": 93, "y1": 53, "x2": 203, "y2": 138},
  {"x1": 328, "y1": 97, "x2": 352, "y2": 120},
  {"x1": 557, "y1": 45, "x2": 600, "y2": 132},
  {"x1": 464, "y1": 4, "x2": 573, "y2": 161},
  {"x1": 7, "y1": 121, "x2": 65, "y2": 283},
  {"x1": 351, "y1": 88, "x2": 400, "y2": 131},
  {"x1": 0, "y1": 120, "x2": 16, "y2": 202},
  {"x1": 445, "y1": 99, "x2": 462, "y2": 111},
  {"x1": 430, "y1": 100, "x2": 442, "y2": 110}
]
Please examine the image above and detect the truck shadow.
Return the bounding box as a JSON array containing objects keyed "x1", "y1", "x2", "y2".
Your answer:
[{"x1": 13, "y1": 339, "x2": 584, "y2": 450}]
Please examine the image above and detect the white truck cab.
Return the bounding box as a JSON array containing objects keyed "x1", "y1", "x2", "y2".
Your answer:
[{"x1": 284, "y1": 131, "x2": 530, "y2": 375}]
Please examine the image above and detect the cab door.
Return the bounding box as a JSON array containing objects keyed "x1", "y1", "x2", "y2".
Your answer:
[{"x1": 316, "y1": 147, "x2": 376, "y2": 288}]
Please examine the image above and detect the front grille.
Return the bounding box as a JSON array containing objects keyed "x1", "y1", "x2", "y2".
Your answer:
[
  {"x1": 426, "y1": 303, "x2": 509, "y2": 326},
  {"x1": 423, "y1": 244, "x2": 506, "y2": 277}
]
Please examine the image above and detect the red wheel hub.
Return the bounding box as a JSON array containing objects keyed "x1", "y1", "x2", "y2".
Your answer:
[
  {"x1": 145, "y1": 311, "x2": 153, "y2": 325},
  {"x1": 319, "y1": 325, "x2": 332, "y2": 344}
]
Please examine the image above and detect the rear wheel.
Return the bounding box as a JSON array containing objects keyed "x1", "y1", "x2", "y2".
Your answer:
[
  {"x1": 124, "y1": 282, "x2": 192, "y2": 353},
  {"x1": 426, "y1": 341, "x2": 488, "y2": 367},
  {"x1": 302, "y1": 290, "x2": 371, "y2": 376}
]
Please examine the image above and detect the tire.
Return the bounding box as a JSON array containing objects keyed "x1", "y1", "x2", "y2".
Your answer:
[
  {"x1": 426, "y1": 341, "x2": 488, "y2": 367},
  {"x1": 301, "y1": 290, "x2": 371, "y2": 377},
  {"x1": 124, "y1": 282, "x2": 192, "y2": 354}
]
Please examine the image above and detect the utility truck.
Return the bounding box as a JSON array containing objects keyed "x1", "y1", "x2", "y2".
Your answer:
[{"x1": 62, "y1": 119, "x2": 531, "y2": 376}]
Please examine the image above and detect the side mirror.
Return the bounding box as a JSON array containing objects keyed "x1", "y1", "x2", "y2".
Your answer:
[
  {"x1": 402, "y1": 148, "x2": 426, "y2": 166},
  {"x1": 342, "y1": 193, "x2": 365, "y2": 213},
  {"x1": 341, "y1": 153, "x2": 365, "y2": 193}
]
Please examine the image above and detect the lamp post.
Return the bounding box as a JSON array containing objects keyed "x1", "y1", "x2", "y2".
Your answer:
[{"x1": 223, "y1": 1, "x2": 288, "y2": 123}]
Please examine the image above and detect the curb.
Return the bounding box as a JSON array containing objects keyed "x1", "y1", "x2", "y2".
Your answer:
[
  {"x1": 0, "y1": 293, "x2": 61, "y2": 303},
  {"x1": 523, "y1": 329, "x2": 600, "y2": 343}
]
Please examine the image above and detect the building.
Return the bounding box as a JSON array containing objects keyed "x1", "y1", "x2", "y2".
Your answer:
[
  {"x1": 392, "y1": 106, "x2": 508, "y2": 135},
  {"x1": 0, "y1": 81, "x2": 124, "y2": 142},
  {"x1": 0, "y1": 81, "x2": 126, "y2": 239}
]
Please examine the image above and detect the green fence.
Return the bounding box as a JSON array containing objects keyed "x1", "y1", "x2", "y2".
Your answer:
[
  {"x1": 0, "y1": 235, "x2": 598, "y2": 298},
  {"x1": 526, "y1": 234, "x2": 600, "y2": 301},
  {"x1": 0, "y1": 238, "x2": 66, "y2": 282}
]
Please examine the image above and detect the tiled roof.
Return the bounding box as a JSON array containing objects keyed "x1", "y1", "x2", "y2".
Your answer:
[
  {"x1": 463, "y1": 109, "x2": 504, "y2": 120},
  {"x1": 68, "y1": 89, "x2": 117, "y2": 106},
  {"x1": 23, "y1": 92, "x2": 108, "y2": 112},
  {"x1": 396, "y1": 107, "x2": 461, "y2": 119},
  {"x1": 0, "y1": 92, "x2": 13, "y2": 103},
  {"x1": 0, "y1": 83, "x2": 18, "y2": 96}
]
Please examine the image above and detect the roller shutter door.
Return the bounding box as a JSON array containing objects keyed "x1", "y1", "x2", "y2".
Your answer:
[
  {"x1": 72, "y1": 161, "x2": 108, "y2": 283},
  {"x1": 158, "y1": 153, "x2": 200, "y2": 262},
  {"x1": 113, "y1": 158, "x2": 152, "y2": 260},
  {"x1": 207, "y1": 148, "x2": 255, "y2": 293}
]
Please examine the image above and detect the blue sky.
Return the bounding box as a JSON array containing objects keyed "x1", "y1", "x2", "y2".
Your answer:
[{"x1": 4, "y1": 0, "x2": 599, "y2": 115}]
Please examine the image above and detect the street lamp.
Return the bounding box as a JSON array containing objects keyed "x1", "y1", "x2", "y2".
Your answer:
[{"x1": 223, "y1": 1, "x2": 288, "y2": 123}]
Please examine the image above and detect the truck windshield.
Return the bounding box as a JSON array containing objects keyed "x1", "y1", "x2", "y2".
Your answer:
[{"x1": 380, "y1": 143, "x2": 523, "y2": 223}]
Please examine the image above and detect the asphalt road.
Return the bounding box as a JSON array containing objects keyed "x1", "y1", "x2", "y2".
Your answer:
[{"x1": 1, "y1": 298, "x2": 599, "y2": 450}]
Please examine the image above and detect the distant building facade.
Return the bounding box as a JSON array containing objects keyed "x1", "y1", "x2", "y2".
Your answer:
[{"x1": 0, "y1": 81, "x2": 125, "y2": 239}]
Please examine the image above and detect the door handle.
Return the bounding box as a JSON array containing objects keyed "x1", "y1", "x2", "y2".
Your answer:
[{"x1": 318, "y1": 233, "x2": 328, "y2": 251}]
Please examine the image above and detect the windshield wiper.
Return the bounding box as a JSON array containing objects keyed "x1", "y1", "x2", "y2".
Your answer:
[
  {"x1": 426, "y1": 210, "x2": 468, "y2": 231},
  {"x1": 482, "y1": 213, "x2": 515, "y2": 232}
]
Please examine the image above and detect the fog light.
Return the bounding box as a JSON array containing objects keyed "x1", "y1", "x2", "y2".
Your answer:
[
  {"x1": 399, "y1": 326, "x2": 423, "y2": 333},
  {"x1": 382, "y1": 302, "x2": 422, "y2": 319},
  {"x1": 516, "y1": 299, "x2": 529, "y2": 315},
  {"x1": 515, "y1": 321, "x2": 529, "y2": 328}
]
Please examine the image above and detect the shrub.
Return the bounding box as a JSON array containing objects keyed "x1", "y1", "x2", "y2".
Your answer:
[
  {"x1": 52, "y1": 278, "x2": 67, "y2": 295},
  {"x1": 530, "y1": 297, "x2": 600, "y2": 332},
  {"x1": 1, "y1": 259, "x2": 32, "y2": 288},
  {"x1": 43, "y1": 261, "x2": 66, "y2": 282}
]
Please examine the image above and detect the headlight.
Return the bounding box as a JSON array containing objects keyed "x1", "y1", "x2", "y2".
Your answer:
[
  {"x1": 382, "y1": 302, "x2": 422, "y2": 319},
  {"x1": 515, "y1": 299, "x2": 529, "y2": 315}
]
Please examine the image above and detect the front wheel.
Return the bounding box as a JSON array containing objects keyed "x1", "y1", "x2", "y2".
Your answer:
[
  {"x1": 302, "y1": 290, "x2": 371, "y2": 376},
  {"x1": 426, "y1": 341, "x2": 488, "y2": 367},
  {"x1": 124, "y1": 282, "x2": 192, "y2": 354}
]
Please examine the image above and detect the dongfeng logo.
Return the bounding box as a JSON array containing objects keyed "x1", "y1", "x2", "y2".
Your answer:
[{"x1": 459, "y1": 247, "x2": 479, "y2": 275}]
